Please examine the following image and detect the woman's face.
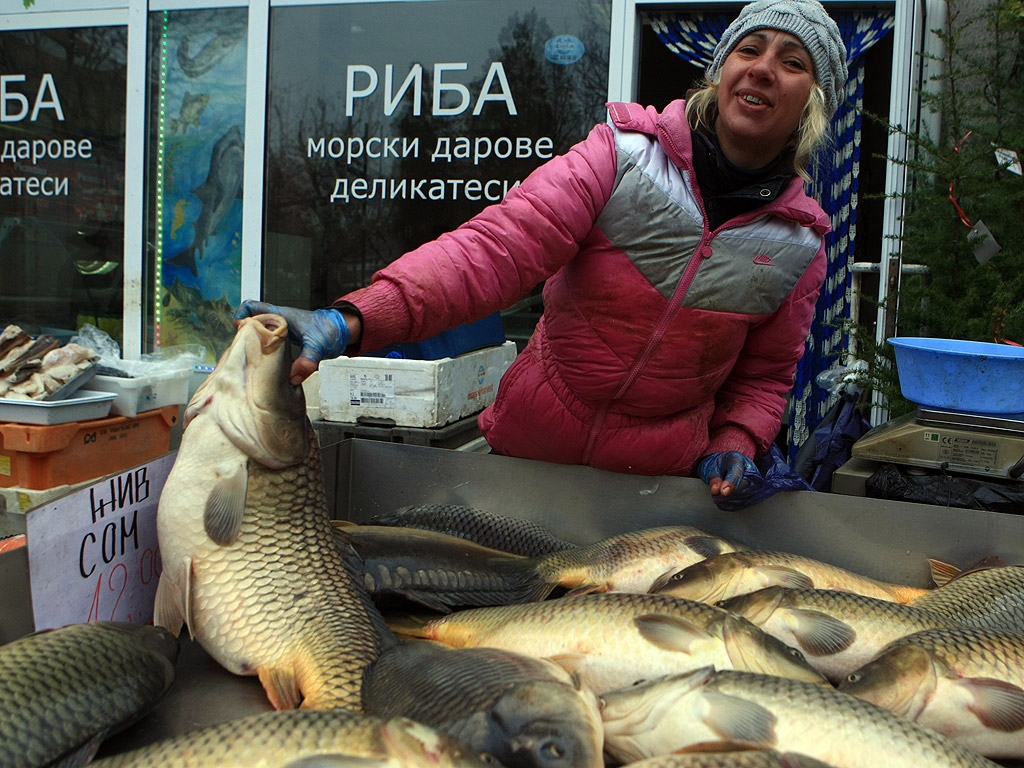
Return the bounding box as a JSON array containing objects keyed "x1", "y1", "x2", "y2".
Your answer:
[{"x1": 714, "y1": 29, "x2": 815, "y2": 169}]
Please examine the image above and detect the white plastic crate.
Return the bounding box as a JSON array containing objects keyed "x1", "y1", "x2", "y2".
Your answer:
[
  {"x1": 90, "y1": 367, "x2": 192, "y2": 417},
  {"x1": 318, "y1": 341, "x2": 517, "y2": 428}
]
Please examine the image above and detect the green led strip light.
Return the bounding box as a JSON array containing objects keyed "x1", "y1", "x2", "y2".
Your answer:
[{"x1": 154, "y1": 11, "x2": 168, "y2": 349}]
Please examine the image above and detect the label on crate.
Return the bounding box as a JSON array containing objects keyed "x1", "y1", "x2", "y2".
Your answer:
[
  {"x1": 25, "y1": 453, "x2": 175, "y2": 631},
  {"x1": 349, "y1": 371, "x2": 395, "y2": 409}
]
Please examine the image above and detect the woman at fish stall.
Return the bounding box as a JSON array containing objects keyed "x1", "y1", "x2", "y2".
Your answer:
[{"x1": 236, "y1": 0, "x2": 847, "y2": 505}]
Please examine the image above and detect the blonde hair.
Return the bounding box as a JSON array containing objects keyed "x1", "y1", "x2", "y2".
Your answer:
[{"x1": 684, "y1": 78, "x2": 830, "y2": 183}]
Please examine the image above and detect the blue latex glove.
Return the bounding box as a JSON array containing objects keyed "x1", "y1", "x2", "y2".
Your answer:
[
  {"x1": 698, "y1": 451, "x2": 761, "y2": 496},
  {"x1": 233, "y1": 300, "x2": 350, "y2": 383},
  {"x1": 699, "y1": 445, "x2": 815, "y2": 511}
]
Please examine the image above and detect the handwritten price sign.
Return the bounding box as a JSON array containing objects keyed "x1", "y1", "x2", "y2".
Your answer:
[{"x1": 26, "y1": 453, "x2": 175, "y2": 631}]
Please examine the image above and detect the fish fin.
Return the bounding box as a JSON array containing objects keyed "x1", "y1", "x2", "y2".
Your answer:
[
  {"x1": 184, "y1": 558, "x2": 196, "y2": 636},
  {"x1": 400, "y1": 593, "x2": 454, "y2": 614},
  {"x1": 203, "y1": 460, "x2": 248, "y2": 545},
  {"x1": 153, "y1": 572, "x2": 184, "y2": 636},
  {"x1": 330, "y1": 519, "x2": 358, "y2": 528},
  {"x1": 258, "y1": 665, "x2": 302, "y2": 710},
  {"x1": 153, "y1": 559, "x2": 194, "y2": 639},
  {"x1": 284, "y1": 759, "x2": 387, "y2": 768},
  {"x1": 635, "y1": 613, "x2": 712, "y2": 653},
  {"x1": 565, "y1": 583, "x2": 609, "y2": 597},
  {"x1": 386, "y1": 614, "x2": 433, "y2": 639},
  {"x1": 755, "y1": 566, "x2": 814, "y2": 590},
  {"x1": 700, "y1": 690, "x2": 778, "y2": 746},
  {"x1": 788, "y1": 609, "x2": 857, "y2": 656},
  {"x1": 686, "y1": 535, "x2": 731, "y2": 560},
  {"x1": 928, "y1": 558, "x2": 962, "y2": 587},
  {"x1": 545, "y1": 653, "x2": 590, "y2": 679},
  {"x1": 525, "y1": 580, "x2": 558, "y2": 602},
  {"x1": 963, "y1": 677, "x2": 1024, "y2": 732},
  {"x1": 675, "y1": 741, "x2": 766, "y2": 754},
  {"x1": 48, "y1": 736, "x2": 104, "y2": 768},
  {"x1": 648, "y1": 569, "x2": 679, "y2": 594},
  {"x1": 782, "y1": 753, "x2": 836, "y2": 768}
]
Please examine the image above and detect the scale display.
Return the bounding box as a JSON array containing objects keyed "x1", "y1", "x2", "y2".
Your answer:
[{"x1": 852, "y1": 408, "x2": 1024, "y2": 479}]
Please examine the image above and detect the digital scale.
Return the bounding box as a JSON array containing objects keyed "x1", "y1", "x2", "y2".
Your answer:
[{"x1": 833, "y1": 406, "x2": 1024, "y2": 496}]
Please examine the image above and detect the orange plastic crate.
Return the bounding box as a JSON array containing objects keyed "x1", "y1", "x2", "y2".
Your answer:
[{"x1": 0, "y1": 405, "x2": 178, "y2": 490}]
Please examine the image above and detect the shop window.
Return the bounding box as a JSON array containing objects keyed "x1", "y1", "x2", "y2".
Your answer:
[
  {"x1": 262, "y1": 0, "x2": 611, "y2": 349},
  {"x1": 145, "y1": 7, "x2": 248, "y2": 363},
  {"x1": 0, "y1": 25, "x2": 127, "y2": 343}
]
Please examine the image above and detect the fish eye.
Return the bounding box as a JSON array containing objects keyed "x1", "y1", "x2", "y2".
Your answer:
[
  {"x1": 480, "y1": 752, "x2": 500, "y2": 764},
  {"x1": 846, "y1": 673, "x2": 861, "y2": 684},
  {"x1": 788, "y1": 647, "x2": 806, "y2": 661},
  {"x1": 539, "y1": 740, "x2": 565, "y2": 759}
]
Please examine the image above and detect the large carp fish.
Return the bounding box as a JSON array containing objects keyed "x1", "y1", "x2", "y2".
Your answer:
[{"x1": 153, "y1": 313, "x2": 388, "y2": 711}]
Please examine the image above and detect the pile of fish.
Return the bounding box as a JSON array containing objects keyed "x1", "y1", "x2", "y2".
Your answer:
[
  {"x1": 5, "y1": 312, "x2": 1024, "y2": 767},
  {"x1": 0, "y1": 324, "x2": 99, "y2": 400}
]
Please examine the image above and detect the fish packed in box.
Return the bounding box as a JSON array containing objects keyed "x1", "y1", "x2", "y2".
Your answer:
[{"x1": 0, "y1": 324, "x2": 99, "y2": 401}]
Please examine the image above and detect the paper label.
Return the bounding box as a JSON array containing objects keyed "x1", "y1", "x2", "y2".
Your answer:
[
  {"x1": 995, "y1": 146, "x2": 1022, "y2": 176},
  {"x1": 25, "y1": 453, "x2": 174, "y2": 630},
  {"x1": 0, "y1": 455, "x2": 9, "y2": 476},
  {"x1": 348, "y1": 371, "x2": 395, "y2": 409},
  {"x1": 970, "y1": 219, "x2": 1002, "y2": 264}
]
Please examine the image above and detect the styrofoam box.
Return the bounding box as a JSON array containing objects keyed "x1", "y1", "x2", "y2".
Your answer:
[
  {"x1": 318, "y1": 341, "x2": 517, "y2": 428},
  {"x1": 90, "y1": 367, "x2": 193, "y2": 417}
]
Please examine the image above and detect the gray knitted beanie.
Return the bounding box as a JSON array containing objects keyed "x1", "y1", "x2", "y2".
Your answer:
[{"x1": 707, "y1": 0, "x2": 849, "y2": 118}]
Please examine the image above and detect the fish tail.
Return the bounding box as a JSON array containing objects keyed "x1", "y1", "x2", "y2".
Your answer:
[{"x1": 490, "y1": 556, "x2": 558, "y2": 602}]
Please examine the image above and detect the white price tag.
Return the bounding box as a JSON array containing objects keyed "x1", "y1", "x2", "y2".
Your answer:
[{"x1": 25, "y1": 453, "x2": 174, "y2": 630}]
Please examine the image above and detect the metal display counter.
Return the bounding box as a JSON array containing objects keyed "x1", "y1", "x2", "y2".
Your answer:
[{"x1": 3, "y1": 438, "x2": 1024, "y2": 759}]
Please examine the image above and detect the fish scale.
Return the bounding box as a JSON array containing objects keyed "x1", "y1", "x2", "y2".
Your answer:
[
  {"x1": 1, "y1": 622, "x2": 178, "y2": 768},
  {"x1": 154, "y1": 314, "x2": 388, "y2": 712},
  {"x1": 399, "y1": 592, "x2": 826, "y2": 695},
  {"x1": 88, "y1": 709, "x2": 497, "y2": 767},
  {"x1": 839, "y1": 627, "x2": 1024, "y2": 759},
  {"x1": 908, "y1": 566, "x2": 1024, "y2": 632},
  {"x1": 600, "y1": 668, "x2": 1000, "y2": 767}
]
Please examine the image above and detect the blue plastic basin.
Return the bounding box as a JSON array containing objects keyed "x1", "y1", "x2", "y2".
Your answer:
[{"x1": 888, "y1": 337, "x2": 1024, "y2": 414}]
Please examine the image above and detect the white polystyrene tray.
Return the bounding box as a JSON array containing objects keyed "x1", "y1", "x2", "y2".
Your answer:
[{"x1": 0, "y1": 389, "x2": 116, "y2": 426}]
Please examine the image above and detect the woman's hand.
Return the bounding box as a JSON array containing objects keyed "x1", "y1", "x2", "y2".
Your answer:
[
  {"x1": 698, "y1": 451, "x2": 760, "y2": 496},
  {"x1": 233, "y1": 300, "x2": 357, "y2": 385}
]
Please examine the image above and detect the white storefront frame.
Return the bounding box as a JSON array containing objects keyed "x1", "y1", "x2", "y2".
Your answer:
[{"x1": 0, "y1": 0, "x2": 930, "y2": 367}]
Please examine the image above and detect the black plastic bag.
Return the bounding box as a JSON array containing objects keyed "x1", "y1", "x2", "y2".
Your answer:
[
  {"x1": 794, "y1": 391, "x2": 873, "y2": 492},
  {"x1": 865, "y1": 463, "x2": 1024, "y2": 513}
]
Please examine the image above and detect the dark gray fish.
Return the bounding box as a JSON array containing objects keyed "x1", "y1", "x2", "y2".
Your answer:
[
  {"x1": 334, "y1": 524, "x2": 546, "y2": 612},
  {"x1": 908, "y1": 565, "x2": 1024, "y2": 633},
  {"x1": 1, "y1": 621, "x2": 179, "y2": 768},
  {"x1": 365, "y1": 503, "x2": 575, "y2": 557},
  {"x1": 364, "y1": 641, "x2": 603, "y2": 768},
  {"x1": 176, "y1": 27, "x2": 245, "y2": 78},
  {"x1": 170, "y1": 125, "x2": 243, "y2": 276}
]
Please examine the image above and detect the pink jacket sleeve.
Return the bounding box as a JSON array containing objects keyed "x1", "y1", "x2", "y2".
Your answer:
[
  {"x1": 705, "y1": 240, "x2": 828, "y2": 459},
  {"x1": 338, "y1": 123, "x2": 618, "y2": 354}
]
